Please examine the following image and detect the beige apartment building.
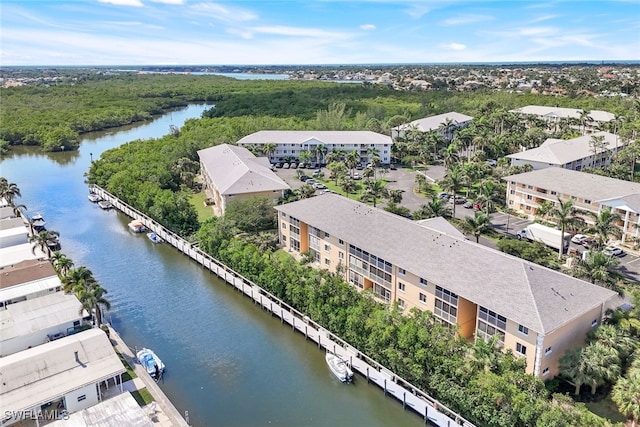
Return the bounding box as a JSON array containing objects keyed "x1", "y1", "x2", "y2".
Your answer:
[
  {"x1": 275, "y1": 194, "x2": 618, "y2": 378},
  {"x1": 504, "y1": 168, "x2": 640, "y2": 243}
]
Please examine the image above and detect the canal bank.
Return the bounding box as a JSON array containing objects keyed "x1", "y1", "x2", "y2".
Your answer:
[{"x1": 90, "y1": 184, "x2": 473, "y2": 427}]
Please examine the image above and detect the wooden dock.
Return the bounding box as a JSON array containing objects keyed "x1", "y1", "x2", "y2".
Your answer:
[{"x1": 89, "y1": 185, "x2": 476, "y2": 427}]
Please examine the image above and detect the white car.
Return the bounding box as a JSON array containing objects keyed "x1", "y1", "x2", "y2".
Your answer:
[
  {"x1": 603, "y1": 246, "x2": 624, "y2": 257},
  {"x1": 571, "y1": 234, "x2": 588, "y2": 244}
]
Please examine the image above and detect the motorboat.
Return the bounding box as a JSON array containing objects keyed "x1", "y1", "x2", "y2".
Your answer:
[
  {"x1": 88, "y1": 193, "x2": 102, "y2": 203},
  {"x1": 97, "y1": 200, "x2": 113, "y2": 210},
  {"x1": 325, "y1": 352, "x2": 353, "y2": 382},
  {"x1": 31, "y1": 213, "x2": 46, "y2": 231},
  {"x1": 136, "y1": 348, "x2": 165, "y2": 379},
  {"x1": 128, "y1": 219, "x2": 147, "y2": 233},
  {"x1": 146, "y1": 232, "x2": 164, "y2": 244}
]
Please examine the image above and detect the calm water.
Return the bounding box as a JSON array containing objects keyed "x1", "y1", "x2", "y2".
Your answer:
[{"x1": 1, "y1": 105, "x2": 422, "y2": 427}]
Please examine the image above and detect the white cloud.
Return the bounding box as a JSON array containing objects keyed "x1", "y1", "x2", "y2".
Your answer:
[
  {"x1": 226, "y1": 27, "x2": 253, "y2": 40},
  {"x1": 442, "y1": 14, "x2": 494, "y2": 26},
  {"x1": 520, "y1": 27, "x2": 557, "y2": 36},
  {"x1": 148, "y1": 0, "x2": 185, "y2": 4},
  {"x1": 360, "y1": 24, "x2": 376, "y2": 31},
  {"x1": 97, "y1": 0, "x2": 144, "y2": 7},
  {"x1": 188, "y1": 2, "x2": 258, "y2": 22},
  {"x1": 439, "y1": 42, "x2": 466, "y2": 51},
  {"x1": 529, "y1": 14, "x2": 558, "y2": 23},
  {"x1": 402, "y1": 4, "x2": 431, "y2": 19},
  {"x1": 250, "y1": 26, "x2": 351, "y2": 39}
]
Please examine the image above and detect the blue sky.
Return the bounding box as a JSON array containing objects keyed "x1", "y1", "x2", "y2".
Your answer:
[{"x1": 1, "y1": 1, "x2": 639, "y2": 66}]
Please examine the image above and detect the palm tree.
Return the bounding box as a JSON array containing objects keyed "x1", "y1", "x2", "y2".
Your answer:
[
  {"x1": 587, "y1": 324, "x2": 636, "y2": 361},
  {"x1": 50, "y1": 251, "x2": 74, "y2": 276},
  {"x1": 475, "y1": 179, "x2": 502, "y2": 215},
  {"x1": 11, "y1": 203, "x2": 27, "y2": 218},
  {"x1": 612, "y1": 373, "x2": 640, "y2": 427},
  {"x1": 29, "y1": 229, "x2": 60, "y2": 258},
  {"x1": 361, "y1": 180, "x2": 385, "y2": 207},
  {"x1": 559, "y1": 347, "x2": 590, "y2": 395},
  {"x1": 549, "y1": 197, "x2": 583, "y2": 260},
  {"x1": 440, "y1": 166, "x2": 463, "y2": 218},
  {"x1": 413, "y1": 199, "x2": 452, "y2": 220},
  {"x1": 296, "y1": 184, "x2": 316, "y2": 200},
  {"x1": 62, "y1": 266, "x2": 97, "y2": 293},
  {"x1": 338, "y1": 176, "x2": 356, "y2": 197},
  {"x1": 0, "y1": 177, "x2": 21, "y2": 206},
  {"x1": 345, "y1": 150, "x2": 360, "y2": 174},
  {"x1": 579, "y1": 109, "x2": 593, "y2": 135},
  {"x1": 77, "y1": 283, "x2": 111, "y2": 326},
  {"x1": 313, "y1": 144, "x2": 327, "y2": 165},
  {"x1": 298, "y1": 149, "x2": 312, "y2": 166},
  {"x1": 585, "y1": 207, "x2": 622, "y2": 248},
  {"x1": 261, "y1": 142, "x2": 277, "y2": 162},
  {"x1": 582, "y1": 342, "x2": 621, "y2": 395},
  {"x1": 462, "y1": 211, "x2": 491, "y2": 243},
  {"x1": 384, "y1": 188, "x2": 404, "y2": 204},
  {"x1": 466, "y1": 333, "x2": 503, "y2": 373},
  {"x1": 535, "y1": 200, "x2": 554, "y2": 221},
  {"x1": 571, "y1": 250, "x2": 622, "y2": 293}
]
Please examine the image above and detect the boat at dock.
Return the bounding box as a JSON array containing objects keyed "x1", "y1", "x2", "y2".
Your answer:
[
  {"x1": 325, "y1": 352, "x2": 353, "y2": 383},
  {"x1": 128, "y1": 219, "x2": 147, "y2": 233},
  {"x1": 30, "y1": 213, "x2": 46, "y2": 231},
  {"x1": 137, "y1": 348, "x2": 165, "y2": 380},
  {"x1": 147, "y1": 232, "x2": 164, "y2": 244},
  {"x1": 97, "y1": 200, "x2": 113, "y2": 209},
  {"x1": 88, "y1": 193, "x2": 102, "y2": 203}
]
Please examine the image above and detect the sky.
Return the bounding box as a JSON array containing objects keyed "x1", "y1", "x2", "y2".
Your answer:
[{"x1": 1, "y1": 0, "x2": 639, "y2": 66}]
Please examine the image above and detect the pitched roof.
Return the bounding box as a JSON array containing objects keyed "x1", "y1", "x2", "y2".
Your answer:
[
  {"x1": 416, "y1": 217, "x2": 467, "y2": 240},
  {"x1": 0, "y1": 260, "x2": 57, "y2": 289},
  {"x1": 48, "y1": 392, "x2": 154, "y2": 427},
  {"x1": 197, "y1": 144, "x2": 290, "y2": 196},
  {"x1": 236, "y1": 130, "x2": 392, "y2": 146},
  {"x1": 506, "y1": 132, "x2": 621, "y2": 165},
  {"x1": 503, "y1": 168, "x2": 640, "y2": 202},
  {"x1": 598, "y1": 193, "x2": 640, "y2": 213},
  {"x1": 275, "y1": 194, "x2": 616, "y2": 334},
  {"x1": 0, "y1": 243, "x2": 47, "y2": 269},
  {"x1": 0, "y1": 206, "x2": 17, "y2": 220},
  {"x1": 393, "y1": 112, "x2": 474, "y2": 132},
  {"x1": 0, "y1": 329, "x2": 126, "y2": 413},
  {"x1": 509, "y1": 105, "x2": 615, "y2": 122}
]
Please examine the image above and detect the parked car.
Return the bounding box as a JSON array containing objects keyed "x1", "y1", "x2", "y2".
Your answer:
[
  {"x1": 312, "y1": 169, "x2": 321, "y2": 177},
  {"x1": 603, "y1": 246, "x2": 625, "y2": 257},
  {"x1": 298, "y1": 162, "x2": 306, "y2": 168},
  {"x1": 390, "y1": 163, "x2": 397, "y2": 170},
  {"x1": 571, "y1": 234, "x2": 588, "y2": 244},
  {"x1": 352, "y1": 172, "x2": 361, "y2": 180},
  {"x1": 356, "y1": 164, "x2": 364, "y2": 170},
  {"x1": 275, "y1": 162, "x2": 284, "y2": 168},
  {"x1": 437, "y1": 192, "x2": 450, "y2": 199},
  {"x1": 581, "y1": 238, "x2": 595, "y2": 249},
  {"x1": 454, "y1": 196, "x2": 466, "y2": 204},
  {"x1": 486, "y1": 159, "x2": 497, "y2": 167},
  {"x1": 313, "y1": 183, "x2": 326, "y2": 190},
  {"x1": 299, "y1": 175, "x2": 310, "y2": 182},
  {"x1": 463, "y1": 201, "x2": 473, "y2": 209},
  {"x1": 290, "y1": 162, "x2": 298, "y2": 169},
  {"x1": 283, "y1": 162, "x2": 290, "y2": 169}
]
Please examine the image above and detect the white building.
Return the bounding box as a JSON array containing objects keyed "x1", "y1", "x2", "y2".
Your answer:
[
  {"x1": 0, "y1": 217, "x2": 29, "y2": 249},
  {"x1": 47, "y1": 392, "x2": 154, "y2": 427},
  {"x1": 507, "y1": 132, "x2": 624, "y2": 171},
  {"x1": 391, "y1": 112, "x2": 474, "y2": 141},
  {"x1": 0, "y1": 329, "x2": 126, "y2": 425},
  {"x1": 0, "y1": 243, "x2": 47, "y2": 268},
  {"x1": 0, "y1": 260, "x2": 61, "y2": 307},
  {"x1": 236, "y1": 130, "x2": 393, "y2": 165},
  {"x1": 509, "y1": 105, "x2": 615, "y2": 133}
]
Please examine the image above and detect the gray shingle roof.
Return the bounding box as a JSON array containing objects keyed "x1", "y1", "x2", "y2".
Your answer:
[
  {"x1": 393, "y1": 112, "x2": 474, "y2": 132},
  {"x1": 506, "y1": 132, "x2": 621, "y2": 165},
  {"x1": 275, "y1": 194, "x2": 616, "y2": 334},
  {"x1": 509, "y1": 105, "x2": 615, "y2": 122},
  {"x1": 197, "y1": 144, "x2": 290, "y2": 195},
  {"x1": 503, "y1": 168, "x2": 640, "y2": 202},
  {"x1": 599, "y1": 193, "x2": 640, "y2": 213},
  {"x1": 236, "y1": 130, "x2": 392, "y2": 146}
]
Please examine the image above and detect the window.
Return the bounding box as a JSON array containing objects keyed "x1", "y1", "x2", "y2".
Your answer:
[
  {"x1": 419, "y1": 293, "x2": 427, "y2": 303},
  {"x1": 324, "y1": 259, "x2": 330, "y2": 266},
  {"x1": 542, "y1": 368, "x2": 549, "y2": 376},
  {"x1": 338, "y1": 252, "x2": 344, "y2": 260},
  {"x1": 73, "y1": 320, "x2": 80, "y2": 327},
  {"x1": 550, "y1": 191, "x2": 557, "y2": 195},
  {"x1": 339, "y1": 239, "x2": 344, "y2": 245},
  {"x1": 77, "y1": 395, "x2": 87, "y2": 402},
  {"x1": 398, "y1": 299, "x2": 405, "y2": 309},
  {"x1": 281, "y1": 222, "x2": 287, "y2": 229},
  {"x1": 282, "y1": 236, "x2": 287, "y2": 243},
  {"x1": 510, "y1": 190, "x2": 515, "y2": 195},
  {"x1": 324, "y1": 244, "x2": 330, "y2": 252},
  {"x1": 518, "y1": 324, "x2": 529, "y2": 335},
  {"x1": 526, "y1": 195, "x2": 533, "y2": 200},
  {"x1": 591, "y1": 319, "x2": 598, "y2": 327},
  {"x1": 398, "y1": 268, "x2": 406, "y2": 275},
  {"x1": 516, "y1": 343, "x2": 527, "y2": 356},
  {"x1": 545, "y1": 347, "x2": 552, "y2": 355},
  {"x1": 420, "y1": 278, "x2": 428, "y2": 286},
  {"x1": 527, "y1": 185, "x2": 533, "y2": 189},
  {"x1": 398, "y1": 282, "x2": 405, "y2": 292},
  {"x1": 585, "y1": 199, "x2": 591, "y2": 204},
  {"x1": 324, "y1": 232, "x2": 330, "y2": 238}
]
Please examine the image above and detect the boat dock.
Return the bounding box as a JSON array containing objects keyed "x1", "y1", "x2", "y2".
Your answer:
[{"x1": 89, "y1": 184, "x2": 475, "y2": 427}]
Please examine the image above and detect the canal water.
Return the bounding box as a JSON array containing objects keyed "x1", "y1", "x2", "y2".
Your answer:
[{"x1": 1, "y1": 105, "x2": 423, "y2": 427}]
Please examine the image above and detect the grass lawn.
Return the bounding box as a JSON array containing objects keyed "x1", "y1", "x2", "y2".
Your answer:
[
  {"x1": 189, "y1": 191, "x2": 214, "y2": 223},
  {"x1": 585, "y1": 396, "x2": 627, "y2": 424},
  {"x1": 131, "y1": 387, "x2": 155, "y2": 406},
  {"x1": 320, "y1": 177, "x2": 388, "y2": 206},
  {"x1": 115, "y1": 349, "x2": 137, "y2": 382}
]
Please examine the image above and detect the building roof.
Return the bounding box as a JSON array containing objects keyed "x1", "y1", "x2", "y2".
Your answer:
[
  {"x1": 393, "y1": 112, "x2": 474, "y2": 133},
  {"x1": 0, "y1": 206, "x2": 17, "y2": 220},
  {"x1": 509, "y1": 105, "x2": 615, "y2": 122},
  {"x1": 0, "y1": 259, "x2": 57, "y2": 289},
  {"x1": 415, "y1": 217, "x2": 467, "y2": 240},
  {"x1": 0, "y1": 275, "x2": 62, "y2": 302},
  {"x1": 275, "y1": 194, "x2": 616, "y2": 335},
  {"x1": 506, "y1": 132, "x2": 621, "y2": 165},
  {"x1": 0, "y1": 329, "x2": 126, "y2": 414},
  {"x1": 0, "y1": 217, "x2": 26, "y2": 231},
  {"x1": 503, "y1": 168, "x2": 640, "y2": 203},
  {"x1": 236, "y1": 130, "x2": 392, "y2": 146},
  {"x1": 47, "y1": 392, "x2": 154, "y2": 427},
  {"x1": 0, "y1": 243, "x2": 47, "y2": 269},
  {"x1": 593, "y1": 193, "x2": 640, "y2": 214},
  {"x1": 197, "y1": 144, "x2": 290, "y2": 196},
  {"x1": 0, "y1": 291, "x2": 84, "y2": 344}
]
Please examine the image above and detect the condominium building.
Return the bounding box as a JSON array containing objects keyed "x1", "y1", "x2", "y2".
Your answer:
[
  {"x1": 197, "y1": 143, "x2": 290, "y2": 215},
  {"x1": 509, "y1": 105, "x2": 615, "y2": 133},
  {"x1": 275, "y1": 194, "x2": 618, "y2": 378},
  {"x1": 504, "y1": 168, "x2": 640, "y2": 243},
  {"x1": 236, "y1": 130, "x2": 393, "y2": 165},
  {"x1": 391, "y1": 112, "x2": 473, "y2": 141},
  {"x1": 506, "y1": 132, "x2": 624, "y2": 171}
]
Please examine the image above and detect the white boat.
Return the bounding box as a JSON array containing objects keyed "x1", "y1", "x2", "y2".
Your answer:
[
  {"x1": 88, "y1": 193, "x2": 102, "y2": 203},
  {"x1": 97, "y1": 200, "x2": 113, "y2": 209},
  {"x1": 136, "y1": 348, "x2": 165, "y2": 379},
  {"x1": 31, "y1": 213, "x2": 46, "y2": 230},
  {"x1": 325, "y1": 352, "x2": 353, "y2": 382},
  {"x1": 146, "y1": 232, "x2": 164, "y2": 244},
  {"x1": 128, "y1": 219, "x2": 147, "y2": 233}
]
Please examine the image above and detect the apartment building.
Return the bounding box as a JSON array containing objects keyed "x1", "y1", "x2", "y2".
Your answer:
[
  {"x1": 504, "y1": 168, "x2": 640, "y2": 243},
  {"x1": 507, "y1": 132, "x2": 624, "y2": 171},
  {"x1": 197, "y1": 143, "x2": 290, "y2": 215},
  {"x1": 509, "y1": 105, "x2": 615, "y2": 133},
  {"x1": 391, "y1": 112, "x2": 473, "y2": 141},
  {"x1": 236, "y1": 130, "x2": 393, "y2": 165},
  {"x1": 275, "y1": 194, "x2": 618, "y2": 378}
]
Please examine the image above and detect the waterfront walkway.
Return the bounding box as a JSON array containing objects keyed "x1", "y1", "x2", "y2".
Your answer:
[{"x1": 90, "y1": 184, "x2": 475, "y2": 427}]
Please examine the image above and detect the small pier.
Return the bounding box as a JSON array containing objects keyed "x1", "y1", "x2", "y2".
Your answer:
[{"x1": 89, "y1": 184, "x2": 475, "y2": 427}]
